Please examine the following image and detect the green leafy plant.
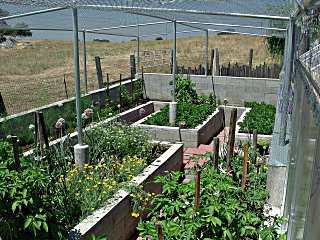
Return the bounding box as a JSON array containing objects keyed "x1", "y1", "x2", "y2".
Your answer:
[
  {"x1": 169, "y1": 75, "x2": 198, "y2": 103},
  {"x1": 239, "y1": 102, "x2": 276, "y2": 135},
  {"x1": 136, "y1": 149, "x2": 287, "y2": 240},
  {"x1": 143, "y1": 102, "x2": 216, "y2": 129}
]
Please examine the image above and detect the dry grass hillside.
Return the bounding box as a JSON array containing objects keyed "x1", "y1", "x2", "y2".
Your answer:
[{"x1": 0, "y1": 34, "x2": 280, "y2": 115}]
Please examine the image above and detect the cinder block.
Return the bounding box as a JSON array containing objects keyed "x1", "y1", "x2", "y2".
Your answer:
[{"x1": 266, "y1": 80, "x2": 279, "y2": 88}]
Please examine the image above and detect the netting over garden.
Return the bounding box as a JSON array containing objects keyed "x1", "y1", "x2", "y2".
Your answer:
[{"x1": 0, "y1": 0, "x2": 290, "y2": 37}]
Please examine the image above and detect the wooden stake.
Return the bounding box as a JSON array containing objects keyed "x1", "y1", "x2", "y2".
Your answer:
[
  {"x1": 34, "y1": 112, "x2": 38, "y2": 146},
  {"x1": 226, "y1": 108, "x2": 237, "y2": 172},
  {"x1": 11, "y1": 136, "x2": 20, "y2": 170},
  {"x1": 36, "y1": 111, "x2": 44, "y2": 158},
  {"x1": 156, "y1": 223, "x2": 163, "y2": 240},
  {"x1": 63, "y1": 74, "x2": 68, "y2": 99},
  {"x1": 213, "y1": 137, "x2": 219, "y2": 170},
  {"x1": 252, "y1": 129, "x2": 258, "y2": 165},
  {"x1": 119, "y1": 74, "x2": 122, "y2": 110},
  {"x1": 106, "y1": 73, "x2": 110, "y2": 97},
  {"x1": 242, "y1": 144, "x2": 249, "y2": 190},
  {"x1": 248, "y1": 49, "x2": 253, "y2": 70},
  {"x1": 195, "y1": 170, "x2": 201, "y2": 209},
  {"x1": 95, "y1": 56, "x2": 104, "y2": 89}
]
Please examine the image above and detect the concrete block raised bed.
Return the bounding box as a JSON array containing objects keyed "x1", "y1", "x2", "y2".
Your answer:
[
  {"x1": 69, "y1": 142, "x2": 183, "y2": 240},
  {"x1": 132, "y1": 102, "x2": 224, "y2": 148},
  {"x1": 235, "y1": 108, "x2": 273, "y2": 142}
]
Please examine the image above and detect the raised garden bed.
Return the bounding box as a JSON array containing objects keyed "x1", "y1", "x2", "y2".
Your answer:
[
  {"x1": 69, "y1": 142, "x2": 183, "y2": 240},
  {"x1": 132, "y1": 102, "x2": 224, "y2": 148},
  {"x1": 236, "y1": 102, "x2": 275, "y2": 143}
]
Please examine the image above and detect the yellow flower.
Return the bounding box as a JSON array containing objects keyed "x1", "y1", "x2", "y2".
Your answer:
[
  {"x1": 93, "y1": 185, "x2": 98, "y2": 189},
  {"x1": 131, "y1": 212, "x2": 139, "y2": 218},
  {"x1": 152, "y1": 193, "x2": 155, "y2": 196},
  {"x1": 84, "y1": 164, "x2": 88, "y2": 169},
  {"x1": 78, "y1": 180, "x2": 82, "y2": 183},
  {"x1": 85, "y1": 188, "x2": 91, "y2": 191},
  {"x1": 145, "y1": 198, "x2": 149, "y2": 201},
  {"x1": 88, "y1": 165, "x2": 93, "y2": 169},
  {"x1": 91, "y1": 208, "x2": 95, "y2": 211},
  {"x1": 130, "y1": 194, "x2": 135, "y2": 198},
  {"x1": 147, "y1": 193, "x2": 151, "y2": 197},
  {"x1": 68, "y1": 162, "x2": 71, "y2": 165},
  {"x1": 89, "y1": 171, "x2": 94, "y2": 175},
  {"x1": 107, "y1": 199, "x2": 111, "y2": 203},
  {"x1": 98, "y1": 198, "x2": 101, "y2": 201},
  {"x1": 75, "y1": 193, "x2": 80, "y2": 196},
  {"x1": 139, "y1": 185, "x2": 143, "y2": 189}
]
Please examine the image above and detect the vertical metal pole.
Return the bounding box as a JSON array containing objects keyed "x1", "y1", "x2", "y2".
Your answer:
[
  {"x1": 205, "y1": 30, "x2": 209, "y2": 76},
  {"x1": 137, "y1": 36, "x2": 140, "y2": 75},
  {"x1": 82, "y1": 30, "x2": 88, "y2": 94},
  {"x1": 172, "y1": 20, "x2": 177, "y2": 102},
  {"x1": 279, "y1": 17, "x2": 295, "y2": 146},
  {"x1": 72, "y1": 7, "x2": 83, "y2": 145}
]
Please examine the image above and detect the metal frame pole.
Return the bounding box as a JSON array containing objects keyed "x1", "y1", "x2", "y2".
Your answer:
[
  {"x1": 137, "y1": 36, "x2": 141, "y2": 75},
  {"x1": 205, "y1": 30, "x2": 209, "y2": 76},
  {"x1": 279, "y1": 17, "x2": 295, "y2": 146},
  {"x1": 72, "y1": 7, "x2": 83, "y2": 145},
  {"x1": 82, "y1": 30, "x2": 88, "y2": 94},
  {"x1": 172, "y1": 20, "x2": 177, "y2": 102}
]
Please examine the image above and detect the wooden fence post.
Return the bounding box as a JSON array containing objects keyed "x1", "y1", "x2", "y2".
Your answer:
[
  {"x1": 0, "y1": 92, "x2": 6, "y2": 116},
  {"x1": 63, "y1": 74, "x2": 68, "y2": 99},
  {"x1": 213, "y1": 137, "x2": 219, "y2": 170},
  {"x1": 242, "y1": 143, "x2": 249, "y2": 190},
  {"x1": 213, "y1": 48, "x2": 220, "y2": 76},
  {"x1": 210, "y1": 48, "x2": 214, "y2": 75},
  {"x1": 11, "y1": 136, "x2": 20, "y2": 170},
  {"x1": 119, "y1": 74, "x2": 122, "y2": 110},
  {"x1": 252, "y1": 129, "x2": 258, "y2": 165},
  {"x1": 130, "y1": 54, "x2": 136, "y2": 79},
  {"x1": 195, "y1": 170, "x2": 201, "y2": 209},
  {"x1": 36, "y1": 111, "x2": 44, "y2": 158},
  {"x1": 248, "y1": 49, "x2": 253, "y2": 70},
  {"x1": 226, "y1": 108, "x2": 237, "y2": 172},
  {"x1": 95, "y1": 56, "x2": 104, "y2": 89},
  {"x1": 106, "y1": 73, "x2": 110, "y2": 98}
]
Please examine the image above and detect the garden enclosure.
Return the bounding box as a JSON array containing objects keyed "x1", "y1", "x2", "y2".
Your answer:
[{"x1": 0, "y1": 0, "x2": 320, "y2": 240}]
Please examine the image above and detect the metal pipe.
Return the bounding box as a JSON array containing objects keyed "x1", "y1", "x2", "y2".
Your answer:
[
  {"x1": 137, "y1": 36, "x2": 141, "y2": 75},
  {"x1": 85, "y1": 30, "x2": 136, "y2": 38},
  {"x1": 0, "y1": 7, "x2": 67, "y2": 21},
  {"x1": 82, "y1": 30, "x2": 88, "y2": 94},
  {"x1": 87, "y1": 21, "x2": 171, "y2": 32},
  {"x1": 172, "y1": 20, "x2": 177, "y2": 102},
  {"x1": 205, "y1": 30, "x2": 209, "y2": 76},
  {"x1": 83, "y1": 5, "x2": 290, "y2": 21},
  {"x1": 72, "y1": 7, "x2": 83, "y2": 145},
  {"x1": 279, "y1": 17, "x2": 295, "y2": 146},
  {"x1": 176, "y1": 20, "x2": 288, "y2": 32}
]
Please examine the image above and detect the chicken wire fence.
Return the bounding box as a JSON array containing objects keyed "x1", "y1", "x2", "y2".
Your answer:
[{"x1": 281, "y1": 4, "x2": 320, "y2": 240}]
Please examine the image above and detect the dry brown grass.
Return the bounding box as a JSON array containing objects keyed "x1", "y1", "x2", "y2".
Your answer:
[{"x1": 0, "y1": 34, "x2": 279, "y2": 115}]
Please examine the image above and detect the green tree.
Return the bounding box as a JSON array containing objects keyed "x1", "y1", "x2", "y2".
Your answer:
[{"x1": 0, "y1": 8, "x2": 32, "y2": 42}]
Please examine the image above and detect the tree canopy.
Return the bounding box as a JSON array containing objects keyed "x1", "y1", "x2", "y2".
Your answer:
[{"x1": 0, "y1": 8, "x2": 32, "y2": 42}]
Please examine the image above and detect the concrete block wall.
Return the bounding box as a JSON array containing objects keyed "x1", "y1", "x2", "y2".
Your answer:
[
  {"x1": 133, "y1": 107, "x2": 224, "y2": 148},
  {"x1": 142, "y1": 73, "x2": 279, "y2": 106},
  {"x1": 70, "y1": 143, "x2": 183, "y2": 240}
]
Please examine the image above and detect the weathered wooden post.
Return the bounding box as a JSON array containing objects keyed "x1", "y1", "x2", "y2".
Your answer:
[
  {"x1": 11, "y1": 136, "x2": 20, "y2": 170},
  {"x1": 195, "y1": 170, "x2": 201, "y2": 209},
  {"x1": 63, "y1": 74, "x2": 68, "y2": 99},
  {"x1": 130, "y1": 54, "x2": 136, "y2": 80},
  {"x1": 226, "y1": 108, "x2": 237, "y2": 172},
  {"x1": 156, "y1": 223, "x2": 163, "y2": 240},
  {"x1": 0, "y1": 92, "x2": 6, "y2": 116},
  {"x1": 119, "y1": 74, "x2": 122, "y2": 111},
  {"x1": 95, "y1": 56, "x2": 104, "y2": 89},
  {"x1": 35, "y1": 111, "x2": 44, "y2": 157},
  {"x1": 213, "y1": 137, "x2": 219, "y2": 170},
  {"x1": 248, "y1": 49, "x2": 253, "y2": 70},
  {"x1": 213, "y1": 48, "x2": 220, "y2": 76},
  {"x1": 210, "y1": 49, "x2": 214, "y2": 75},
  {"x1": 241, "y1": 143, "x2": 249, "y2": 190},
  {"x1": 106, "y1": 73, "x2": 110, "y2": 98},
  {"x1": 252, "y1": 129, "x2": 258, "y2": 164}
]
